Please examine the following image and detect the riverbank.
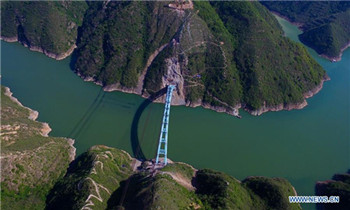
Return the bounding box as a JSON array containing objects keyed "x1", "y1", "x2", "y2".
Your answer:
[
  {"x1": 271, "y1": 12, "x2": 350, "y2": 62},
  {"x1": 3, "y1": 86, "x2": 76, "y2": 159},
  {"x1": 77, "y1": 69, "x2": 329, "y2": 118},
  {"x1": 246, "y1": 74, "x2": 330, "y2": 116},
  {"x1": 1, "y1": 36, "x2": 329, "y2": 118},
  {"x1": 271, "y1": 11, "x2": 304, "y2": 29},
  {"x1": 0, "y1": 36, "x2": 76, "y2": 60},
  {"x1": 320, "y1": 41, "x2": 350, "y2": 62}
]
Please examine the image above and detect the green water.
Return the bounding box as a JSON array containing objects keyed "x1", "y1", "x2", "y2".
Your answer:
[{"x1": 1, "y1": 17, "x2": 349, "y2": 206}]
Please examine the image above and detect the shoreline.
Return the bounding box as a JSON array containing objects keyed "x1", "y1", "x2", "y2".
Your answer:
[
  {"x1": 271, "y1": 12, "x2": 350, "y2": 62},
  {"x1": 78, "y1": 73, "x2": 244, "y2": 117},
  {"x1": 78, "y1": 71, "x2": 329, "y2": 118},
  {"x1": 3, "y1": 86, "x2": 76, "y2": 159},
  {"x1": 2, "y1": 34, "x2": 331, "y2": 118},
  {"x1": 320, "y1": 41, "x2": 350, "y2": 62},
  {"x1": 0, "y1": 36, "x2": 76, "y2": 60},
  {"x1": 271, "y1": 11, "x2": 304, "y2": 29},
  {"x1": 245, "y1": 74, "x2": 330, "y2": 116}
]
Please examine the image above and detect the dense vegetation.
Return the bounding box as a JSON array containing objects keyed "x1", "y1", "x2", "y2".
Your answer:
[
  {"x1": 0, "y1": 86, "x2": 74, "y2": 209},
  {"x1": 1, "y1": 1, "x2": 327, "y2": 113},
  {"x1": 1, "y1": 1, "x2": 87, "y2": 55},
  {"x1": 195, "y1": 169, "x2": 300, "y2": 209},
  {"x1": 209, "y1": 1, "x2": 325, "y2": 110},
  {"x1": 262, "y1": 1, "x2": 350, "y2": 59},
  {"x1": 74, "y1": 1, "x2": 184, "y2": 88},
  {"x1": 75, "y1": 1, "x2": 326, "y2": 111},
  {"x1": 316, "y1": 170, "x2": 350, "y2": 210}
]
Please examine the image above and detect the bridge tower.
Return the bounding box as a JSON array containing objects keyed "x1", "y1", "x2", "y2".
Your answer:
[{"x1": 155, "y1": 85, "x2": 176, "y2": 165}]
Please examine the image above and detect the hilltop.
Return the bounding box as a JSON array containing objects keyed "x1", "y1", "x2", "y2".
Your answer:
[
  {"x1": 1, "y1": 1, "x2": 328, "y2": 116},
  {"x1": 46, "y1": 145, "x2": 301, "y2": 210},
  {"x1": 0, "y1": 86, "x2": 75, "y2": 209},
  {"x1": 262, "y1": 1, "x2": 350, "y2": 61}
]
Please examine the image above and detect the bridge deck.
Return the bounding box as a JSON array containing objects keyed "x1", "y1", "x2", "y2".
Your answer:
[{"x1": 155, "y1": 85, "x2": 175, "y2": 165}]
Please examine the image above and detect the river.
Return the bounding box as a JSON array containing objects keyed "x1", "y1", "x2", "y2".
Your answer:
[{"x1": 1, "y1": 16, "x2": 349, "y2": 208}]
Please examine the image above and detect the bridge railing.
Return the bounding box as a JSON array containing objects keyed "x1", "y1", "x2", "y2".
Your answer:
[{"x1": 155, "y1": 85, "x2": 175, "y2": 165}]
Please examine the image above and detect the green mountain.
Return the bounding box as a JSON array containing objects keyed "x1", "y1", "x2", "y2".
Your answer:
[
  {"x1": 74, "y1": 1, "x2": 327, "y2": 115},
  {"x1": 261, "y1": 1, "x2": 350, "y2": 60},
  {"x1": 0, "y1": 86, "x2": 75, "y2": 209},
  {"x1": 46, "y1": 145, "x2": 135, "y2": 210},
  {"x1": 0, "y1": 1, "x2": 87, "y2": 59},
  {"x1": 316, "y1": 170, "x2": 350, "y2": 210},
  {"x1": 1, "y1": 1, "x2": 327, "y2": 115},
  {"x1": 46, "y1": 146, "x2": 300, "y2": 210}
]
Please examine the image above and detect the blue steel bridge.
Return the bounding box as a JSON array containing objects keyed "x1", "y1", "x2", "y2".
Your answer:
[{"x1": 155, "y1": 85, "x2": 176, "y2": 165}]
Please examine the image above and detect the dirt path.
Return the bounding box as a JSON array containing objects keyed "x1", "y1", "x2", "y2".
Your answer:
[
  {"x1": 162, "y1": 171, "x2": 195, "y2": 191},
  {"x1": 136, "y1": 43, "x2": 169, "y2": 94}
]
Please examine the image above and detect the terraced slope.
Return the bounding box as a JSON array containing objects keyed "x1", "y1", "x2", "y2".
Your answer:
[
  {"x1": 46, "y1": 145, "x2": 135, "y2": 210},
  {"x1": 0, "y1": 86, "x2": 75, "y2": 209}
]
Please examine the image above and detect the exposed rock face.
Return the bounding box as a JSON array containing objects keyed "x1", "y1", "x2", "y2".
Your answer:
[{"x1": 159, "y1": 56, "x2": 186, "y2": 105}]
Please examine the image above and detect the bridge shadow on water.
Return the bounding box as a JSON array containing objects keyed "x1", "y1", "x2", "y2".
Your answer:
[
  {"x1": 130, "y1": 88, "x2": 167, "y2": 161},
  {"x1": 68, "y1": 88, "x2": 105, "y2": 139}
]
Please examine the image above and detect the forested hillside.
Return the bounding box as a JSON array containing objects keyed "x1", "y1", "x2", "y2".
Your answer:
[
  {"x1": 1, "y1": 1, "x2": 87, "y2": 59},
  {"x1": 1, "y1": 1, "x2": 329, "y2": 115},
  {"x1": 262, "y1": 1, "x2": 350, "y2": 60}
]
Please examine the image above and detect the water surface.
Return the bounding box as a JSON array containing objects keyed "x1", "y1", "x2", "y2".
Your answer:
[{"x1": 1, "y1": 16, "x2": 349, "y2": 208}]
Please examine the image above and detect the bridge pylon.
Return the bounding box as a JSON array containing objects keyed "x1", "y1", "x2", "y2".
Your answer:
[{"x1": 155, "y1": 85, "x2": 176, "y2": 165}]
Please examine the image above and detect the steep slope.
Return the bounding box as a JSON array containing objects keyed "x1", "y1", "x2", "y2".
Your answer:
[
  {"x1": 1, "y1": 1, "x2": 328, "y2": 116},
  {"x1": 0, "y1": 1, "x2": 87, "y2": 59},
  {"x1": 210, "y1": 1, "x2": 327, "y2": 114},
  {"x1": 261, "y1": 1, "x2": 350, "y2": 61},
  {"x1": 46, "y1": 145, "x2": 135, "y2": 210},
  {"x1": 74, "y1": 1, "x2": 326, "y2": 116},
  {"x1": 0, "y1": 86, "x2": 75, "y2": 210}
]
